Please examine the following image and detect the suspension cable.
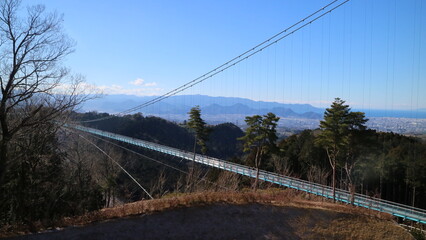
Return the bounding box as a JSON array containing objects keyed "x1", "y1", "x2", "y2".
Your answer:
[
  {"x1": 81, "y1": 0, "x2": 349, "y2": 123},
  {"x1": 81, "y1": 130, "x2": 232, "y2": 191},
  {"x1": 72, "y1": 131, "x2": 155, "y2": 200}
]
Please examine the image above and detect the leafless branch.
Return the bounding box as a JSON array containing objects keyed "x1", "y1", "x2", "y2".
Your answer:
[{"x1": 0, "y1": 0, "x2": 95, "y2": 184}]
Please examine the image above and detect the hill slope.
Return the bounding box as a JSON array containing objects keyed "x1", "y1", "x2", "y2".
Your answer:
[{"x1": 3, "y1": 191, "x2": 413, "y2": 240}]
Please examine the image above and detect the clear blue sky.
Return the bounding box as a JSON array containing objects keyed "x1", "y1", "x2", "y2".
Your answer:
[{"x1": 32, "y1": 0, "x2": 425, "y2": 110}]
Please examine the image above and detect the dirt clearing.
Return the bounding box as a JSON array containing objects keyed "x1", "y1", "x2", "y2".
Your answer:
[{"x1": 5, "y1": 203, "x2": 412, "y2": 240}]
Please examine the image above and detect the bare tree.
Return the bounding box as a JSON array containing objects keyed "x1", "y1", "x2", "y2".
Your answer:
[
  {"x1": 271, "y1": 154, "x2": 292, "y2": 177},
  {"x1": 214, "y1": 171, "x2": 240, "y2": 192},
  {"x1": 307, "y1": 165, "x2": 330, "y2": 186},
  {"x1": 185, "y1": 164, "x2": 204, "y2": 193},
  {"x1": 0, "y1": 0, "x2": 89, "y2": 183},
  {"x1": 150, "y1": 168, "x2": 168, "y2": 198}
]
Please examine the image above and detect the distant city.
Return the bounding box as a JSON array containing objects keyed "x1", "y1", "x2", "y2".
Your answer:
[{"x1": 273, "y1": 117, "x2": 426, "y2": 135}]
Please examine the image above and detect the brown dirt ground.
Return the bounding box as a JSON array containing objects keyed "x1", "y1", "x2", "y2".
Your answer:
[
  {"x1": 3, "y1": 203, "x2": 412, "y2": 240},
  {"x1": 1, "y1": 191, "x2": 414, "y2": 240}
]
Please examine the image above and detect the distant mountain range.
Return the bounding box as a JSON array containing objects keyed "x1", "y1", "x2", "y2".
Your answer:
[
  {"x1": 80, "y1": 94, "x2": 426, "y2": 123},
  {"x1": 80, "y1": 94, "x2": 324, "y2": 120}
]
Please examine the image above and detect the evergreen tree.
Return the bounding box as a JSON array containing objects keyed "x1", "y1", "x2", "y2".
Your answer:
[
  {"x1": 316, "y1": 98, "x2": 368, "y2": 202},
  {"x1": 187, "y1": 106, "x2": 209, "y2": 154},
  {"x1": 344, "y1": 111, "x2": 370, "y2": 203},
  {"x1": 239, "y1": 112, "x2": 279, "y2": 190}
]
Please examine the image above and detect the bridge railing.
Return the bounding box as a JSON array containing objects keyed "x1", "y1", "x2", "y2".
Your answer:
[{"x1": 65, "y1": 124, "x2": 426, "y2": 224}]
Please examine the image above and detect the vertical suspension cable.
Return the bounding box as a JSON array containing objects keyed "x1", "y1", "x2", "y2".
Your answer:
[
  {"x1": 320, "y1": 14, "x2": 325, "y2": 109},
  {"x1": 273, "y1": 42, "x2": 277, "y2": 105},
  {"x1": 410, "y1": 0, "x2": 419, "y2": 119},
  {"x1": 258, "y1": 46, "x2": 262, "y2": 108},
  {"x1": 251, "y1": 49, "x2": 255, "y2": 110},
  {"x1": 389, "y1": 0, "x2": 398, "y2": 194},
  {"x1": 361, "y1": 0, "x2": 367, "y2": 111},
  {"x1": 414, "y1": 2, "x2": 424, "y2": 202},
  {"x1": 307, "y1": 23, "x2": 312, "y2": 108},
  {"x1": 233, "y1": 59, "x2": 236, "y2": 103},
  {"x1": 367, "y1": 0, "x2": 373, "y2": 116},
  {"x1": 383, "y1": 1, "x2": 393, "y2": 200},
  {"x1": 266, "y1": 43, "x2": 270, "y2": 103},
  {"x1": 327, "y1": 11, "x2": 331, "y2": 103},
  {"x1": 347, "y1": 1, "x2": 353, "y2": 103},
  {"x1": 384, "y1": 1, "x2": 389, "y2": 115},
  {"x1": 390, "y1": 0, "x2": 397, "y2": 116},
  {"x1": 244, "y1": 53, "x2": 248, "y2": 109},
  {"x1": 281, "y1": 33, "x2": 286, "y2": 106},
  {"x1": 341, "y1": 3, "x2": 347, "y2": 99},
  {"x1": 290, "y1": 34, "x2": 294, "y2": 104},
  {"x1": 415, "y1": 0, "x2": 424, "y2": 127},
  {"x1": 300, "y1": 28, "x2": 305, "y2": 106}
]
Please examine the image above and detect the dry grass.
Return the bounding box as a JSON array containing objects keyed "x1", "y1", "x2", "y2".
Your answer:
[
  {"x1": 0, "y1": 188, "x2": 409, "y2": 239},
  {"x1": 310, "y1": 216, "x2": 413, "y2": 240}
]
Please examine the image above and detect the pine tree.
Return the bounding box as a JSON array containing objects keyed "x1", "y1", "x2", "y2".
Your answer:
[
  {"x1": 239, "y1": 112, "x2": 279, "y2": 190},
  {"x1": 187, "y1": 106, "x2": 209, "y2": 154},
  {"x1": 316, "y1": 98, "x2": 368, "y2": 203},
  {"x1": 315, "y1": 98, "x2": 348, "y2": 201}
]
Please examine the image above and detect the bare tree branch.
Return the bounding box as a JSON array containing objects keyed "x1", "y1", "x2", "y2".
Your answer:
[{"x1": 0, "y1": 0, "x2": 93, "y2": 184}]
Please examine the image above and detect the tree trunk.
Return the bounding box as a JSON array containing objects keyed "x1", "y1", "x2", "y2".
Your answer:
[
  {"x1": 325, "y1": 148, "x2": 336, "y2": 202},
  {"x1": 188, "y1": 136, "x2": 197, "y2": 192},
  {"x1": 113, "y1": 189, "x2": 116, "y2": 207},
  {"x1": 344, "y1": 162, "x2": 355, "y2": 205},
  {"x1": 350, "y1": 183, "x2": 355, "y2": 205},
  {"x1": 332, "y1": 165, "x2": 336, "y2": 202},
  {"x1": 0, "y1": 141, "x2": 8, "y2": 184},
  {"x1": 107, "y1": 189, "x2": 111, "y2": 207},
  {"x1": 254, "y1": 167, "x2": 260, "y2": 191},
  {"x1": 253, "y1": 148, "x2": 261, "y2": 191},
  {"x1": 192, "y1": 136, "x2": 197, "y2": 162},
  {"x1": 0, "y1": 129, "x2": 11, "y2": 185},
  {"x1": 412, "y1": 186, "x2": 416, "y2": 207}
]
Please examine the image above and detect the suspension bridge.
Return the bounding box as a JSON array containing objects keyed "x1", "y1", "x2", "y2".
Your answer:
[
  {"x1": 65, "y1": 123, "x2": 426, "y2": 224},
  {"x1": 66, "y1": 0, "x2": 426, "y2": 225}
]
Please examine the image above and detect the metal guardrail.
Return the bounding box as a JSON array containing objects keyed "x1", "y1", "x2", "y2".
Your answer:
[{"x1": 67, "y1": 124, "x2": 426, "y2": 224}]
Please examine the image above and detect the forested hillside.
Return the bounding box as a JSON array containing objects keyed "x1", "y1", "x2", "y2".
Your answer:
[
  {"x1": 75, "y1": 112, "x2": 245, "y2": 202},
  {"x1": 78, "y1": 112, "x2": 244, "y2": 159},
  {"x1": 2, "y1": 109, "x2": 425, "y2": 228},
  {"x1": 79, "y1": 111, "x2": 426, "y2": 209},
  {"x1": 276, "y1": 129, "x2": 426, "y2": 208}
]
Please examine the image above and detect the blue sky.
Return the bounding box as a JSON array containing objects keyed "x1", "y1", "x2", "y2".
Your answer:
[{"x1": 32, "y1": 0, "x2": 425, "y2": 110}]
